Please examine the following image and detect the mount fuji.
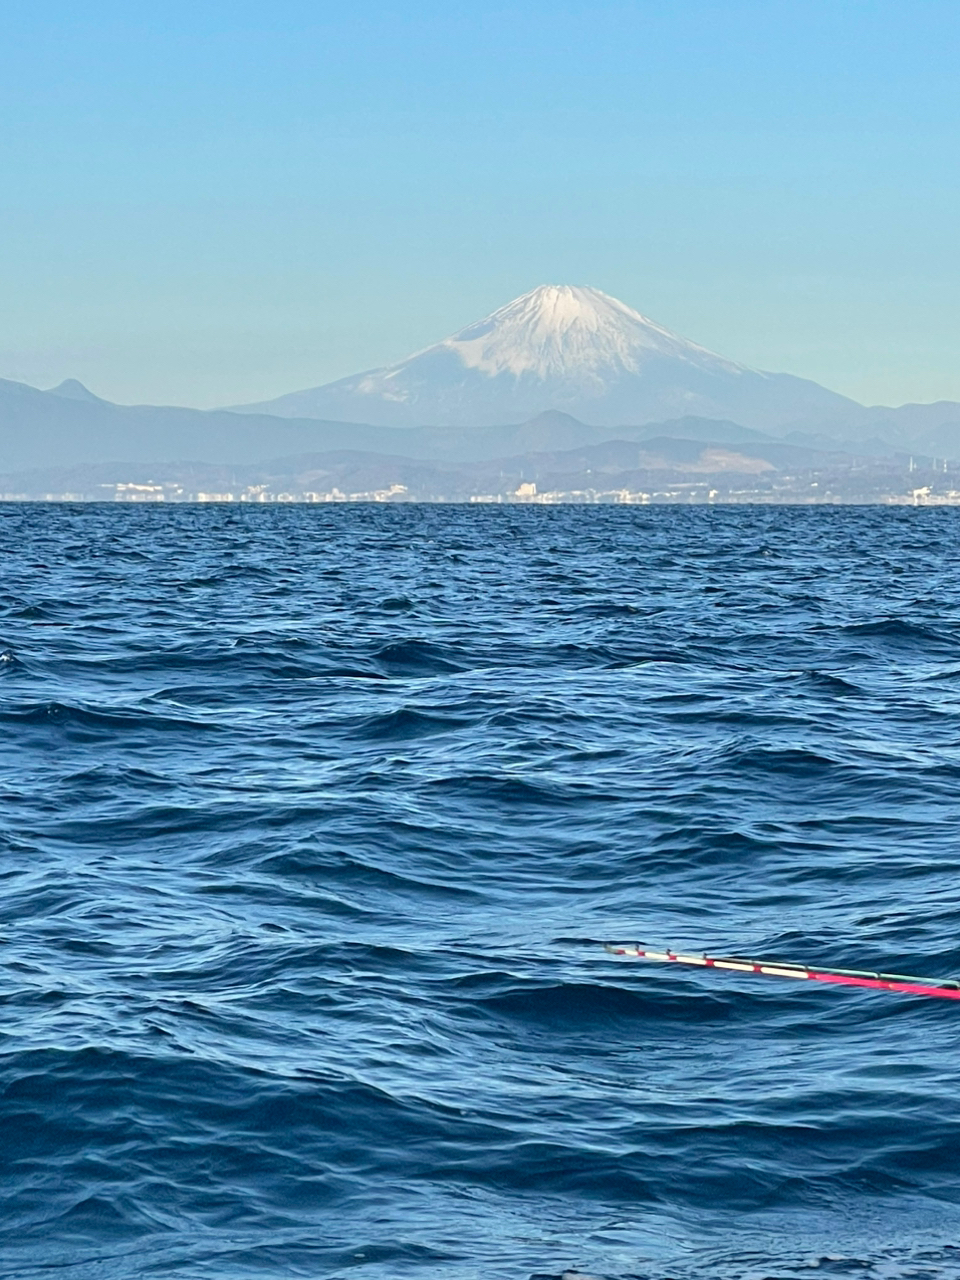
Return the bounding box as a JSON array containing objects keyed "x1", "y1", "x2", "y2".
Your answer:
[{"x1": 233, "y1": 285, "x2": 858, "y2": 430}]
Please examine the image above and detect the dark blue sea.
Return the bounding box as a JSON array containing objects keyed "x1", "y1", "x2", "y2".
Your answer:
[{"x1": 3, "y1": 502, "x2": 960, "y2": 1280}]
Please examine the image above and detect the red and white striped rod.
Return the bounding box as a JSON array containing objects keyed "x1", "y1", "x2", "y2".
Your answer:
[{"x1": 604, "y1": 943, "x2": 960, "y2": 1001}]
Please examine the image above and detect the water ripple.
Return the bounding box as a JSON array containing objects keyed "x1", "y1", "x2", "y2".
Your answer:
[{"x1": 1, "y1": 503, "x2": 960, "y2": 1279}]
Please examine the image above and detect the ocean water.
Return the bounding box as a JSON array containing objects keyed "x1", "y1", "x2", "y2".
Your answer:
[{"x1": 3, "y1": 502, "x2": 960, "y2": 1280}]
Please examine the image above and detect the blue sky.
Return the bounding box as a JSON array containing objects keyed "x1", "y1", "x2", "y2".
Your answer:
[{"x1": 2, "y1": 1, "x2": 959, "y2": 407}]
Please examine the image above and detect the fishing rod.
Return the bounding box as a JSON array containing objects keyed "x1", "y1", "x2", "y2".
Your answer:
[{"x1": 603, "y1": 943, "x2": 960, "y2": 1001}]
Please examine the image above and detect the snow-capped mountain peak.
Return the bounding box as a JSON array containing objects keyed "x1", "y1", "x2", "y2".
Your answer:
[
  {"x1": 426, "y1": 284, "x2": 743, "y2": 381},
  {"x1": 232, "y1": 284, "x2": 856, "y2": 429}
]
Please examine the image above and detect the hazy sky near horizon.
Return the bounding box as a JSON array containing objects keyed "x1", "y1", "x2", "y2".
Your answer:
[{"x1": 2, "y1": 1, "x2": 959, "y2": 408}]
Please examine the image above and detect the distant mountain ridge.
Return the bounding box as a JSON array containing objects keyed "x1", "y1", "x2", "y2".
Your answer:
[
  {"x1": 2, "y1": 374, "x2": 960, "y2": 479},
  {"x1": 3, "y1": 281, "x2": 960, "y2": 476},
  {"x1": 0, "y1": 433, "x2": 924, "y2": 505},
  {"x1": 232, "y1": 284, "x2": 859, "y2": 429},
  {"x1": 0, "y1": 376, "x2": 775, "y2": 471}
]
